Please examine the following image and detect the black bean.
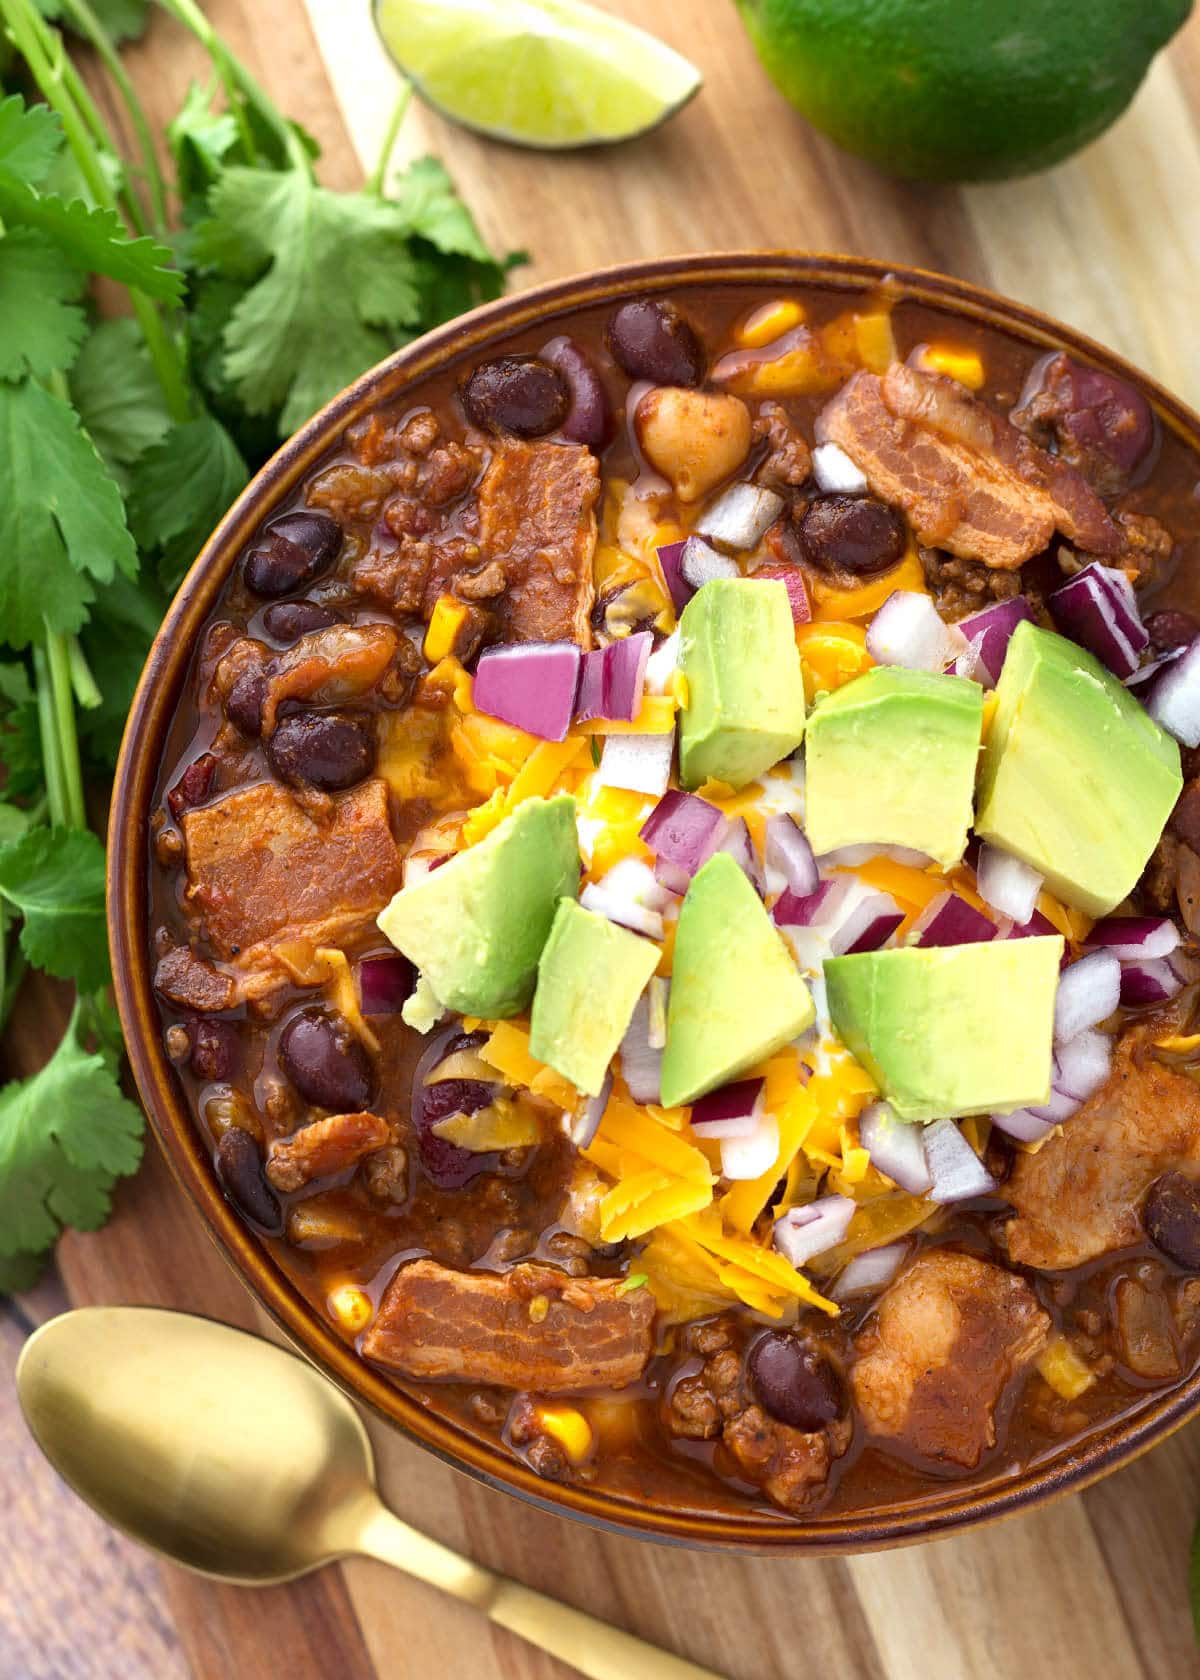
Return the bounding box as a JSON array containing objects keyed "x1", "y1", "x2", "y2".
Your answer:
[
  {"x1": 225, "y1": 670, "x2": 266, "y2": 737},
  {"x1": 188, "y1": 1016, "x2": 240, "y2": 1082},
  {"x1": 262, "y1": 599, "x2": 343, "y2": 643},
  {"x1": 243, "y1": 510, "x2": 342, "y2": 598},
  {"x1": 266, "y1": 711, "x2": 375, "y2": 791},
  {"x1": 541, "y1": 336, "x2": 613, "y2": 449},
  {"x1": 412, "y1": 1030, "x2": 497, "y2": 1189},
  {"x1": 605, "y1": 299, "x2": 705, "y2": 387},
  {"x1": 1146, "y1": 610, "x2": 1200, "y2": 652},
  {"x1": 167, "y1": 752, "x2": 217, "y2": 820},
  {"x1": 462, "y1": 356, "x2": 568, "y2": 438},
  {"x1": 747, "y1": 1331, "x2": 843, "y2": 1431},
  {"x1": 215, "y1": 1127, "x2": 282, "y2": 1232},
  {"x1": 1145, "y1": 1172, "x2": 1200, "y2": 1269},
  {"x1": 798, "y1": 495, "x2": 907, "y2": 576},
  {"x1": 278, "y1": 1008, "x2": 373, "y2": 1113}
]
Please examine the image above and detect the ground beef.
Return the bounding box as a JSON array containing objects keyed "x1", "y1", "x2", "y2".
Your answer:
[
  {"x1": 920, "y1": 546, "x2": 1022, "y2": 618},
  {"x1": 752, "y1": 401, "x2": 812, "y2": 493},
  {"x1": 1141, "y1": 832, "x2": 1181, "y2": 914},
  {"x1": 1114, "y1": 510, "x2": 1174, "y2": 588}
]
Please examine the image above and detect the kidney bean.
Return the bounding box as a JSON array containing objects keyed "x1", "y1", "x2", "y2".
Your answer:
[
  {"x1": 541, "y1": 336, "x2": 613, "y2": 449},
  {"x1": 188, "y1": 1016, "x2": 241, "y2": 1082},
  {"x1": 278, "y1": 1008, "x2": 373, "y2": 1112},
  {"x1": 747, "y1": 1332, "x2": 844, "y2": 1431},
  {"x1": 462, "y1": 356, "x2": 568, "y2": 438},
  {"x1": 215, "y1": 1126, "x2": 282, "y2": 1232},
  {"x1": 798, "y1": 495, "x2": 907, "y2": 576},
  {"x1": 243, "y1": 510, "x2": 342, "y2": 598},
  {"x1": 1014, "y1": 353, "x2": 1155, "y2": 496},
  {"x1": 266, "y1": 711, "x2": 375, "y2": 791},
  {"x1": 1145, "y1": 1172, "x2": 1200, "y2": 1269},
  {"x1": 225, "y1": 670, "x2": 266, "y2": 737},
  {"x1": 167, "y1": 752, "x2": 217, "y2": 820},
  {"x1": 606, "y1": 298, "x2": 706, "y2": 387},
  {"x1": 1146, "y1": 609, "x2": 1200, "y2": 651},
  {"x1": 262, "y1": 599, "x2": 343, "y2": 643}
]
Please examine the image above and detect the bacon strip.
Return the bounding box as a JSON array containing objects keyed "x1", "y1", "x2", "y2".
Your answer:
[
  {"x1": 266, "y1": 1111, "x2": 391, "y2": 1193},
  {"x1": 816, "y1": 364, "x2": 1118, "y2": 569},
  {"x1": 476, "y1": 441, "x2": 599, "y2": 644}
]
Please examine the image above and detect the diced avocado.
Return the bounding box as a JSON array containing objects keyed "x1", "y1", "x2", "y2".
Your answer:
[
  {"x1": 804, "y1": 666, "x2": 983, "y2": 868},
  {"x1": 661, "y1": 852, "x2": 815, "y2": 1107},
  {"x1": 678, "y1": 579, "x2": 806, "y2": 789},
  {"x1": 976, "y1": 621, "x2": 1182, "y2": 917},
  {"x1": 377, "y1": 794, "x2": 578, "y2": 1018},
  {"x1": 529, "y1": 900, "x2": 661, "y2": 1096},
  {"x1": 825, "y1": 937, "x2": 1063, "y2": 1122}
]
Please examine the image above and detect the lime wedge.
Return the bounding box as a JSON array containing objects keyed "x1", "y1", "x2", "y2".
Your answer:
[{"x1": 373, "y1": 0, "x2": 702, "y2": 149}]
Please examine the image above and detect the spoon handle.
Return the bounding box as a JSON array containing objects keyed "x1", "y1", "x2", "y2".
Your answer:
[{"x1": 354, "y1": 1504, "x2": 725, "y2": 1680}]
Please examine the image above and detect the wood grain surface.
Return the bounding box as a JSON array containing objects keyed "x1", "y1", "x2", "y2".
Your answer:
[{"x1": 5, "y1": 2, "x2": 1200, "y2": 1676}]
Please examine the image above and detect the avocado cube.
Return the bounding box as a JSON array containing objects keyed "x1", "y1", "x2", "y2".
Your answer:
[
  {"x1": 529, "y1": 899, "x2": 662, "y2": 1096},
  {"x1": 377, "y1": 794, "x2": 578, "y2": 1018},
  {"x1": 825, "y1": 937, "x2": 1063, "y2": 1121},
  {"x1": 661, "y1": 852, "x2": 815, "y2": 1107},
  {"x1": 678, "y1": 579, "x2": 806, "y2": 790},
  {"x1": 976, "y1": 622, "x2": 1182, "y2": 916},
  {"x1": 805, "y1": 666, "x2": 983, "y2": 868}
]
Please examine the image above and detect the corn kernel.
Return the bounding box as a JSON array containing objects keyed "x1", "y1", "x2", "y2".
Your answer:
[
  {"x1": 328, "y1": 1284, "x2": 374, "y2": 1336},
  {"x1": 737, "y1": 298, "x2": 806, "y2": 348},
  {"x1": 1037, "y1": 1334, "x2": 1096, "y2": 1400},
  {"x1": 534, "y1": 1404, "x2": 595, "y2": 1464},
  {"x1": 528, "y1": 1293, "x2": 550, "y2": 1324},
  {"x1": 915, "y1": 343, "x2": 986, "y2": 391},
  {"x1": 423, "y1": 595, "x2": 469, "y2": 664}
]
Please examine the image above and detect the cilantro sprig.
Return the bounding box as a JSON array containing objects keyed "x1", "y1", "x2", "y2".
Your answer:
[{"x1": 0, "y1": 0, "x2": 516, "y2": 1289}]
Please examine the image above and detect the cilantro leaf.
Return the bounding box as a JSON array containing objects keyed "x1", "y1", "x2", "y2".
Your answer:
[
  {"x1": 0, "y1": 826, "x2": 109, "y2": 992},
  {"x1": 69, "y1": 317, "x2": 172, "y2": 487},
  {"x1": 128, "y1": 414, "x2": 247, "y2": 591},
  {"x1": 76, "y1": 567, "x2": 167, "y2": 772},
  {"x1": 0, "y1": 1247, "x2": 49, "y2": 1295},
  {"x1": 388, "y1": 156, "x2": 494, "y2": 262},
  {"x1": 0, "y1": 172, "x2": 182, "y2": 302},
  {"x1": 0, "y1": 658, "x2": 42, "y2": 799},
  {"x1": 168, "y1": 81, "x2": 242, "y2": 218},
  {"x1": 35, "y1": 0, "x2": 149, "y2": 43},
  {"x1": 0, "y1": 1001, "x2": 143, "y2": 1257},
  {"x1": 0, "y1": 227, "x2": 87, "y2": 379},
  {"x1": 0, "y1": 93, "x2": 62, "y2": 183},
  {"x1": 193, "y1": 167, "x2": 430, "y2": 434},
  {"x1": 0, "y1": 378, "x2": 137, "y2": 647},
  {"x1": 0, "y1": 804, "x2": 30, "y2": 844}
]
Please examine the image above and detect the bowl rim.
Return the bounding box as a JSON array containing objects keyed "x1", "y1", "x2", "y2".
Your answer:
[{"x1": 108, "y1": 249, "x2": 1200, "y2": 1554}]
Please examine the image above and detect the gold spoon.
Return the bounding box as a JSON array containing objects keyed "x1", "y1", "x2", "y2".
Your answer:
[{"x1": 17, "y1": 1306, "x2": 723, "y2": 1680}]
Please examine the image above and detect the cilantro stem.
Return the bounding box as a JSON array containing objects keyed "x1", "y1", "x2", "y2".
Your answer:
[
  {"x1": 67, "y1": 636, "x2": 102, "y2": 710},
  {"x1": 58, "y1": 0, "x2": 171, "y2": 237},
  {"x1": 43, "y1": 628, "x2": 86, "y2": 832},
  {"x1": 367, "y1": 83, "x2": 413, "y2": 198},
  {"x1": 31, "y1": 645, "x2": 67, "y2": 829}
]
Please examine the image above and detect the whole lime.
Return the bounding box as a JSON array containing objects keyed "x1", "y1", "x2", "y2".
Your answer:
[{"x1": 734, "y1": 0, "x2": 1193, "y2": 180}]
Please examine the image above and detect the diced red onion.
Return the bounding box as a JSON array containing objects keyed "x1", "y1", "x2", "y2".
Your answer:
[
  {"x1": 358, "y1": 953, "x2": 415, "y2": 1014},
  {"x1": 990, "y1": 1106, "x2": 1058, "y2": 1144},
  {"x1": 598, "y1": 731, "x2": 674, "y2": 797},
  {"x1": 859, "y1": 1101, "x2": 932, "y2": 1194},
  {"x1": 1002, "y1": 907, "x2": 1060, "y2": 940},
  {"x1": 764, "y1": 814, "x2": 818, "y2": 898},
  {"x1": 1053, "y1": 1028, "x2": 1112, "y2": 1102},
  {"x1": 867, "y1": 590, "x2": 969, "y2": 673},
  {"x1": 833, "y1": 1241, "x2": 910, "y2": 1299},
  {"x1": 1054, "y1": 949, "x2": 1121, "y2": 1042},
  {"x1": 754, "y1": 564, "x2": 812, "y2": 625},
  {"x1": 473, "y1": 641, "x2": 581, "y2": 741},
  {"x1": 910, "y1": 890, "x2": 996, "y2": 947},
  {"x1": 924, "y1": 1118, "x2": 996, "y2": 1203},
  {"x1": 580, "y1": 881, "x2": 664, "y2": 940},
  {"x1": 656, "y1": 540, "x2": 692, "y2": 614},
  {"x1": 976, "y1": 842, "x2": 1043, "y2": 925},
  {"x1": 575, "y1": 631, "x2": 652, "y2": 725},
  {"x1": 773, "y1": 1194, "x2": 857, "y2": 1267},
  {"x1": 828, "y1": 890, "x2": 904, "y2": 955},
  {"x1": 692, "y1": 1077, "x2": 765, "y2": 1138},
  {"x1": 644, "y1": 628, "x2": 680, "y2": 694},
  {"x1": 695, "y1": 483, "x2": 785, "y2": 553},
  {"x1": 1049, "y1": 562, "x2": 1149, "y2": 679},
  {"x1": 721, "y1": 1111, "x2": 779, "y2": 1180},
  {"x1": 1126, "y1": 645, "x2": 1186, "y2": 692},
  {"x1": 640, "y1": 790, "x2": 727, "y2": 894},
  {"x1": 402, "y1": 849, "x2": 452, "y2": 888},
  {"x1": 720, "y1": 816, "x2": 765, "y2": 895},
  {"x1": 619, "y1": 990, "x2": 664, "y2": 1104},
  {"x1": 774, "y1": 876, "x2": 850, "y2": 928},
  {"x1": 1120, "y1": 956, "x2": 1184, "y2": 1006},
  {"x1": 571, "y1": 1068, "x2": 612, "y2": 1148},
  {"x1": 812, "y1": 442, "x2": 868, "y2": 494},
  {"x1": 681, "y1": 535, "x2": 740, "y2": 591},
  {"x1": 952, "y1": 596, "x2": 1035, "y2": 686},
  {"x1": 1085, "y1": 915, "x2": 1180, "y2": 961},
  {"x1": 1147, "y1": 639, "x2": 1200, "y2": 746}
]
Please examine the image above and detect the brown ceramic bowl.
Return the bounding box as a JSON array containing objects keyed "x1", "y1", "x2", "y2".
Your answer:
[{"x1": 108, "y1": 253, "x2": 1200, "y2": 1552}]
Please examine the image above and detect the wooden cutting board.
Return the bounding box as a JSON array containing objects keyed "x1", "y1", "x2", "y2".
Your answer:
[{"x1": 5, "y1": 3, "x2": 1200, "y2": 1676}]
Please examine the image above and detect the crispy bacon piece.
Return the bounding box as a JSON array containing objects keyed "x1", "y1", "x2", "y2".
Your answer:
[
  {"x1": 266, "y1": 1111, "x2": 391, "y2": 1193},
  {"x1": 851, "y1": 1250, "x2": 1049, "y2": 1469},
  {"x1": 181, "y1": 777, "x2": 401, "y2": 971},
  {"x1": 816, "y1": 364, "x2": 1118, "y2": 569},
  {"x1": 475, "y1": 441, "x2": 599, "y2": 644},
  {"x1": 361, "y1": 1259, "x2": 655, "y2": 1391},
  {"x1": 1006, "y1": 1018, "x2": 1200, "y2": 1269},
  {"x1": 259, "y1": 622, "x2": 399, "y2": 735},
  {"x1": 153, "y1": 943, "x2": 237, "y2": 1012}
]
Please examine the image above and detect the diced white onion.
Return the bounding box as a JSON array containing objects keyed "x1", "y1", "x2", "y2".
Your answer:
[
  {"x1": 833, "y1": 1241, "x2": 910, "y2": 1299},
  {"x1": 644, "y1": 629, "x2": 680, "y2": 695},
  {"x1": 812, "y1": 442, "x2": 869, "y2": 494},
  {"x1": 619, "y1": 990, "x2": 663, "y2": 1104},
  {"x1": 773, "y1": 1194, "x2": 856, "y2": 1266},
  {"x1": 597, "y1": 731, "x2": 674, "y2": 797},
  {"x1": 597, "y1": 857, "x2": 674, "y2": 913},
  {"x1": 695, "y1": 482, "x2": 785, "y2": 553},
  {"x1": 1054, "y1": 950, "x2": 1121, "y2": 1042},
  {"x1": 1148, "y1": 640, "x2": 1200, "y2": 747},
  {"x1": 1053, "y1": 1028, "x2": 1112, "y2": 1102},
  {"x1": 579, "y1": 882, "x2": 664, "y2": 940},
  {"x1": 571, "y1": 1068, "x2": 612, "y2": 1147},
  {"x1": 680, "y1": 536, "x2": 739, "y2": 590},
  {"x1": 866, "y1": 590, "x2": 969, "y2": 673},
  {"x1": 976, "y1": 842, "x2": 1043, "y2": 925},
  {"x1": 924, "y1": 1118, "x2": 995, "y2": 1203},
  {"x1": 859, "y1": 1101, "x2": 932, "y2": 1194},
  {"x1": 720, "y1": 1112, "x2": 780, "y2": 1180}
]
